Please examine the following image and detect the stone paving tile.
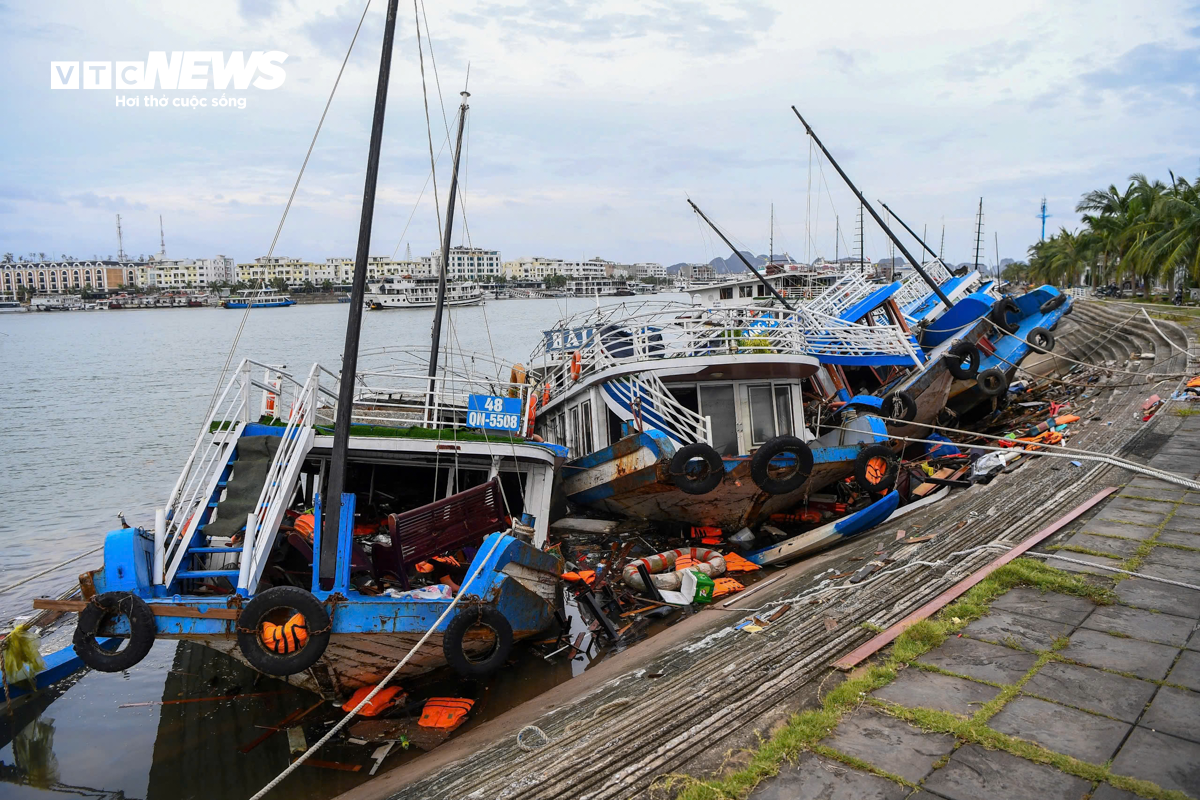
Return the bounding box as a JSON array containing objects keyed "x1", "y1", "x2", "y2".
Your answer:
[
  {"x1": 1135, "y1": 561, "x2": 1200, "y2": 586},
  {"x1": 960, "y1": 610, "x2": 1073, "y2": 652},
  {"x1": 822, "y1": 710, "x2": 956, "y2": 784},
  {"x1": 1168, "y1": 502, "x2": 1200, "y2": 520},
  {"x1": 1080, "y1": 519, "x2": 1158, "y2": 540},
  {"x1": 1040, "y1": 550, "x2": 1120, "y2": 576},
  {"x1": 1189, "y1": 628, "x2": 1200, "y2": 653},
  {"x1": 746, "y1": 753, "x2": 908, "y2": 800},
  {"x1": 1140, "y1": 686, "x2": 1200, "y2": 744},
  {"x1": 1022, "y1": 661, "x2": 1157, "y2": 723},
  {"x1": 920, "y1": 744, "x2": 1090, "y2": 800},
  {"x1": 988, "y1": 696, "x2": 1132, "y2": 763},
  {"x1": 1164, "y1": 514, "x2": 1200, "y2": 533},
  {"x1": 1110, "y1": 727, "x2": 1200, "y2": 797},
  {"x1": 1081, "y1": 603, "x2": 1196, "y2": 647},
  {"x1": 916, "y1": 636, "x2": 1039, "y2": 685},
  {"x1": 1090, "y1": 785, "x2": 1141, "y2": 800},
  {"x1": 1120, "y1": 485, "x2": 1188, "y2": 502},
  {"x1": 1108, "y1": 497, "x2": 1177, "y2": 516},
  {"x1": 1169, "y1": 649, "x2": 1200, "y2": 689},
  {"x1": 1145, "y1": 545, "x2": 1200, "y2": 571},
  {"x1": 1096, "y1": 508, "x2": 1170, "y2": 528},
  {"x1": 1059, "y1": 628, "x2": 1180, "y2": 680},
  {"x1": 1157, "y1": 529, "x2": 1200, "y2": 547},
  {"x1": 1061, "y1": 533, "x2": 1142, "y2": 558},
  {"x1": 990, "y1": 587, "x2": 1096, "y2": 625},
  {"x1": 1114, "y1": 577, "x2": 1200, "y2": 617},
  {"x1": 1128, "y1": 475, "x2": 1187, "y2": 492},
  {"x1": 873, "y1": 670, "x2": 1000, "y2": 717}
]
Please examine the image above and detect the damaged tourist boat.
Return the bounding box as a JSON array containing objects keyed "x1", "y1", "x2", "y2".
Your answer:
[{"x1": 37, "y1": 88, "x2": 570, "y2": 698}]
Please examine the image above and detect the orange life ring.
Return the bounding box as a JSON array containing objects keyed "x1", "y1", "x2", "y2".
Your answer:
[
  {"x1": 542, "y1": 383, "x2": 551, "y2": 406},
  {"x1": 527, "y1": 392, "x2": 539, "y2": 427},
  {"x1": 570, "y1": 351, "x2": 582, "y2": 381}
]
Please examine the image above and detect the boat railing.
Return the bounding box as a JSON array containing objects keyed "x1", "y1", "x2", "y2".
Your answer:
[
  {"x1": 894, "y1": 258, "x2": 954, "y2": 310},
  {"x1": 607, "y1": 368, "x2": 713, "y2": 446},
  {"x1": 804, "y1": 271, "x2": 878, "y2": 318},
  {"x1": 534, "y1": 303, "x2": 922, "y2": 393},
  {"x1": 160, "y1": 359, "x2": 315, "y2": 587},
  {"x1": 241, "y1": 364, "x2": 321, "y2": 593}
]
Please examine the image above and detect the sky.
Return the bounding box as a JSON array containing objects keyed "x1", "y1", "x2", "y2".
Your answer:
[{"x1": 2, "y1": 0, "x2": 1199, "y2": 268}]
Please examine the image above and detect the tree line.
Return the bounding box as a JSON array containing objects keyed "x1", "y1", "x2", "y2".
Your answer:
[{"x1": 1002, "y1": 172, "x2": 1200, "y2": 290}]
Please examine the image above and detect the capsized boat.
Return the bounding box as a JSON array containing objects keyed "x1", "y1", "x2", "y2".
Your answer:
[
  {"x1": 526, "y1": 300, "x2": 923, "y2": 529},
  {"x1": 50, "y1": 352, "x2": 566, "y2": 697}
]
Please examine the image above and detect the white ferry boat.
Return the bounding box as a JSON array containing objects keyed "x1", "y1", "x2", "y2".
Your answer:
[
  {"x1": 222, "y1": 289, "x2": 296, "y2": 309},
  {"x1": 365, "y1": 275, "x2": 482, "y2": 308}
]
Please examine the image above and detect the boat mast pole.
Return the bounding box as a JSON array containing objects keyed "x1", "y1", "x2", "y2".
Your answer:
[
  {"x1": 790, "y1": 106, "x2": 952, "y2": 310},
  {"x1": 426, "y1": 91, "x2": 470, "y2": 409},
  {"x1": 879, "y1": 201, "x2": 939, "y2": 259},
  {"x1": 687, "y1": 199, "x2": 794, "y2": 311},
  {"x1": 321, "y1": 0, "x2": 402, "y2": 588}
]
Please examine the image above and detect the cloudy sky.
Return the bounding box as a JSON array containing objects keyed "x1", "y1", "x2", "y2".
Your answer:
[{"x1": 2, "y1": 0, "x2": 1199, "y2": 268}]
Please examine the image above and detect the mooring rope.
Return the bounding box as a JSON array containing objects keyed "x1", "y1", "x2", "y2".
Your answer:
[
  {"x1": 247, "y1": 531, "x2": 508, "y2": 800},
  {"x1": 1027, "y1": 552, "x2": 1200, "y2": 591}
]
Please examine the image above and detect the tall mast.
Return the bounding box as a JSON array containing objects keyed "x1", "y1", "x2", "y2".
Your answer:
[
  {"x1": 320, "y1": 0, "x2": 402, "y2": 588},
  {"x1": 835, "y1": 216, "x2": 839, "y2": 263},
  {"x1": 790, "y1": 106, "x2": 951, "y2": 308},
  {"x1": 879, "y1": 201, "x2": 939, "y2": 259},
  {"x1": 427, "y1": 92, "x2": 471, "y2": 393},
  {"x1": 769, "y1": 203, "x2": 774, "y2": 265},
  {"x1": 973, "y1": 198, "x2": 984, "y2": 275},
  {"x1": 856, "y1": 201, "x2": 864, "y2": 274},
  {"x1": 687, "y1": 200, "x2": 793, "y2": 311},
  {"x1": 994, "y1": 231, "x2": 1000, "y2": 279},
  {"x1": 940, "y1": 225, "x2": 945, "y2": 259}
]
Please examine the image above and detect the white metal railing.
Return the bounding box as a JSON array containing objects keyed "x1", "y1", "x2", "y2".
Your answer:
[
  {"x1": 602, "y1": 369, "x2": 713, "y2": 446},
  {"x1": 531, "y1": 302, "x2": 922, "y2": 396},
  {"x1": 894, "y1": 258, "x2": 954, "y2": 310},
  {"x1": 241, "y1": 365, "x2": 320, "y2": 593},
  {"x1": 160, "y1": 359, "x2": 312, "y2": 587},
  {"x1": 805, "y1": 271, "x2": 878, "y2": 318}
]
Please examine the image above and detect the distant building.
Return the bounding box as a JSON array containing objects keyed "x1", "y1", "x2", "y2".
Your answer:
[
  {"x1": 632, "y1": 262, "x2": 666, "y2": 280},
  {"x1": 422, "y1": 247, "x2": 502, "y2": 281},
  {"x1": 139, "y1": 255, "x2": 235, "y2": 289},
  {"x1": 678, "y1": 263, "x2": 717, "y2": 283},
  {"x1": 1, "y1": 258, "x2": 138, "y2": 295}
]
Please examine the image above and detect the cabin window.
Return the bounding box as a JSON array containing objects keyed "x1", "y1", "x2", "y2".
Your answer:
[
  {"x1": 719, "y1": 287, "x2": 733, "y2": 300},
  {"x1": 580, "y1": 400, "x2": 594, "y2": 454},
  {"x1": 568, "y1": 405, "x2": 581, "y2": 456},
  {"x1": 749, "y1": 384, "x2": 794, "y2": 445},
  {"x1": 739, "y1": 286, "x2": 753, "y2": 298},
  {"x1": 756, "y1": 283, "x2": 767, "y2": 297},
  {"x1": 699, "y1": 385, "x2": 738, "y2": 456}
]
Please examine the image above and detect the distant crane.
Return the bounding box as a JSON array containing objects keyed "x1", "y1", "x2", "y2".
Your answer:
[
  {"x1": 1038, "y1": 197, "x2": 1052, "y2": 241},
  {"x1": 159, "y1": 215, "x2": 166, "y2": 258},
  {"x1": 116, "y1": 214, "x2": 127, "y2": 262}
]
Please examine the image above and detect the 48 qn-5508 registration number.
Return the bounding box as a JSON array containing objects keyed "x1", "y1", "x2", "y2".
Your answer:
[{"x1": 467, "y1": 410, "x2": 519, "y2": 430}]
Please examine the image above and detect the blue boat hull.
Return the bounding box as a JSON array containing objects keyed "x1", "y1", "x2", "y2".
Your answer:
[{"x1": 746, "y1": 490, "x2": 901, "y2": 566}]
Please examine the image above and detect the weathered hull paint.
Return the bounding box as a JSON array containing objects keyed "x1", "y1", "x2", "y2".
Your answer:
[
  {"x1": 563, "y1": 418, "x2": 891, "y2": 529},
  {"x1": 747, "y1": 490, "x2": 901, "y2": 566}
]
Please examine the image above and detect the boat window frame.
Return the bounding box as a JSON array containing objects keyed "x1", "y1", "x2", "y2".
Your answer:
[{"x1": 579, "y1": 399, "x2": 594, "y2": 455}]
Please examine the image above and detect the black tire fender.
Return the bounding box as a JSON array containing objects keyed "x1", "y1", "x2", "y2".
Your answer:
[
  {"x1": 989, "y1": 296, "x2": 1021, "y2": 334},
  {"x1": 1039, "y1": 293, "x2": 1066, "y2": 314},
  {"x1": 749, "y1": 435, "x2": 814, "y2": 495},
  {"x1": 236, "y1": 586, "x2": 331, "y2": 676},
  {"x1": 977, "y1": 367, "x2": 1009, "y2": 397},
  {"x1": 73, "y1": 592, "x2": 157, "y2": 673},
  {"x1": 669, "y1": 443, "x2": 725, "y2": 495},
  {"x1": 1027, "y1": 326, "x2": 1054, "y2": 351},
  {"x1": 945, "y1": 341, "x2": 980, "y2": 380},
  {"x1": 882, "y1": 390, "x2": 918, "y2": 422},
  {"x1": 443, "y1": 606, "x2": 514, "y2": 678},
  {"x1": 854, "y1": 444, "x2": 898, "y2": 494}
]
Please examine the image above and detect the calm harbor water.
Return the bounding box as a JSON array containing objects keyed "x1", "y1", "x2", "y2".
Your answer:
[{"x1": 0, "y1": 294, "x2": 686, "y2": 800}]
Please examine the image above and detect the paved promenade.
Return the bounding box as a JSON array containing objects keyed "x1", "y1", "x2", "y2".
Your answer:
[{"x1": 750, "y1": 419, "x2": 1200, "y2": 800}]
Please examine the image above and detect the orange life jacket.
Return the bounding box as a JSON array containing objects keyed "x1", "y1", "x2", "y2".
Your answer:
[
  {"x1": 260, "y1": 613, "x2": 309, "y2": 654},
  {"x1": 722, "y1": 553, "x2": 762, "y2": 574},
  {"x1": 712, "y1": 577, "x2": 745, "y2": 598},
  {"x1": 418, "y1": 697, "x2": 474, "y2": 730},
  {"x1": 341, "y1": 685, "x2": 406, "y2": 717}
]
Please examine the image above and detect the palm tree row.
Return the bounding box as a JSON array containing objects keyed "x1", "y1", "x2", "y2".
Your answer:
[{"x1": 1006, "y1": 172, "x2": 1200, "y2": 290}]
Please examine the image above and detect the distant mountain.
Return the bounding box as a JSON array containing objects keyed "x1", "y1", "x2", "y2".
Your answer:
[{"x1": 710, "y1": 252, "x2": 768, "y2": 273}]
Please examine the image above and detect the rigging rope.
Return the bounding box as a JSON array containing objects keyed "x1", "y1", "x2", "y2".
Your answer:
[{"x1": 201, "y1": 0, "x2": 373, "y2": 424}]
